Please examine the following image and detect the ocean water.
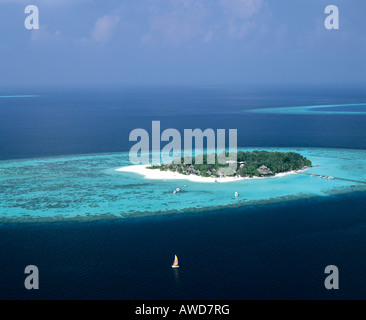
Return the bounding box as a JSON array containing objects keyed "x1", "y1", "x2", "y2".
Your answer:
[{"x1": 0, "y1": 86, "x2": 366, "y2": 299}]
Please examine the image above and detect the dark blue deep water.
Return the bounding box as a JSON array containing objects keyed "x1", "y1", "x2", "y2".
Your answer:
[{"x1": 0, "y1": 86, "x2": 366, "y2": 299}]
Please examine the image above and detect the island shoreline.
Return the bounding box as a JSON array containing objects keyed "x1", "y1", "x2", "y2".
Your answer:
[{"x1": 116, "y1": 165, "x2": 307, "y2": 183}]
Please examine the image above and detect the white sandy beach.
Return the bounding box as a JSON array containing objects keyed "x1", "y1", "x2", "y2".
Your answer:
[{"x1": 116, "y1": 165, "x2": 302, "y2": 183}]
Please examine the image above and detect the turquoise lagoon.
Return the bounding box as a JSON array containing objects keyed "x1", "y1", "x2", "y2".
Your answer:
[
  {"x1": 1, "y1": 148, "x2": 366, "y2": 222},
  {"x1": 246, "y1": 103, "x2": 366, "y2": 115}
]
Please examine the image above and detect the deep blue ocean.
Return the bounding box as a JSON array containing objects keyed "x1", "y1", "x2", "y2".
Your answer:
[{"x1": 0, "y1": 86, "x2": 366, "y2": 299}]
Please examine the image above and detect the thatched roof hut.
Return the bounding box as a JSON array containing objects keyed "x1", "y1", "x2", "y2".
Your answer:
[{"x1": 257, "y1": 165, "x2": 273, "y2": 176}]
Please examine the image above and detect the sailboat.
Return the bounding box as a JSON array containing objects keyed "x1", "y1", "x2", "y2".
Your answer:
[{"x1": 172, "y1": 255, "x2": 179, "y2": 268}]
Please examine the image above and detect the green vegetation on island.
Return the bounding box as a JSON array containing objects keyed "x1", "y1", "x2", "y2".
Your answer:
[{"x1": 148, "y1": 150, "x2": 312, "y2": 178}]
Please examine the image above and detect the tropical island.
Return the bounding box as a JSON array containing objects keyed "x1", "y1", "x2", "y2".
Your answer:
[{"x1": 147, "y1": 151, "x2": 312, "y2": 178}]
